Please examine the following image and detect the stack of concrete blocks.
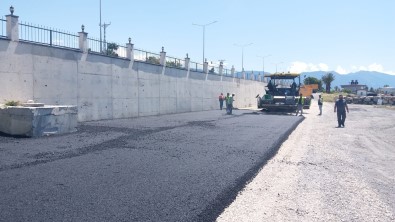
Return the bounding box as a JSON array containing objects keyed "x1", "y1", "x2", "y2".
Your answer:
[{"x1": 0, "y1": 104, "x2": 77, "y2": 137}]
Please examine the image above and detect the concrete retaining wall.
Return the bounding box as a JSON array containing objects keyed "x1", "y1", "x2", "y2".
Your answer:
[{"x1": 0, "y1": 39, "x2": 265, "y2": 122}]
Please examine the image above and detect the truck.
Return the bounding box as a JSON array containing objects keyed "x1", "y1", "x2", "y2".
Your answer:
[{"x1": 257, "y1": 73, "x2": 311, "y2": 112}]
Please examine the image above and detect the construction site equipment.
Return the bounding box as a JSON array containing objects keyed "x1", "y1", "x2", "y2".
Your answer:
[{"x1": 257, "y1": 73, "x2": 311, "y2": 112}]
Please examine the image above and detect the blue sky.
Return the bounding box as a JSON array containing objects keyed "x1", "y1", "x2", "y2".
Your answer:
[{"x1": 2, "y1": 0, "x2": 394, "y2": 74}]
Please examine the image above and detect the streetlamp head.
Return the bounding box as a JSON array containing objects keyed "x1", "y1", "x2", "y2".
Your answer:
[{"x1": 10, "y1": 5, "x2": 14, "y2": 15}]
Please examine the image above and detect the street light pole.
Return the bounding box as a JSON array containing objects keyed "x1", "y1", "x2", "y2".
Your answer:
[
  {"x1": 273, "y1": 62, "x2": 283, "y2": 73},
  {"x1": 257, "y1": 54, "x2": 271, "y2": 74},
  {"x1": 99, "y1": 0, "x2": 102, "y2": 52},
  {"x1": 234, "y1": 43, "x2": 253, "y2": 71},
  {"x1": 193, "y1": 21, "x2": 217, "y2": 64}
]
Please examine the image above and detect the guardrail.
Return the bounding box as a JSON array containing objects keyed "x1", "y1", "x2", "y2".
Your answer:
[
  {"x1": 0, "y1": 9, "x2": 259, "y2": 81},
  {"x1": 166, "y1": 56, "x2": 186, "y2": 69},
  {"x1": 190, "y1": 61, "x2": 204, "y2": 73},
  {"x1": 134, "y1": 48, "x2": 161, "y2": 65},
  {"x1": 19, "y1": 21, "x2": 79, "y2": 49}
]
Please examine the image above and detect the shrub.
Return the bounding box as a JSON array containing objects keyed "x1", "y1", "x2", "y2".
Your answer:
[{"x1": 5, "y1": 100, "x2": 19, "y2": 106}]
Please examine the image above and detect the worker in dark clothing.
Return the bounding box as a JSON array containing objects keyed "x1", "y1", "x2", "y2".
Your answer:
[
  {"x1": 334, "y1": 94, "x2": 349, "y2": 127},
  {"x1": 295, "y1": 94, "x2": 304, "y2": 116}
]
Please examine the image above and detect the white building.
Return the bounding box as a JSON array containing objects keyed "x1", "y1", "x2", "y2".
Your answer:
[
  {"x1": 379, "y1": 87, "x2": 395, "y2": 95},
  {"x1": 356, "y1": 89, "x2": 367, "y2": 96}
]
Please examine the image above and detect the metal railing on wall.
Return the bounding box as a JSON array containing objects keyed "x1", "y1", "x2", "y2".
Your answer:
[
  {"x1": 189, "y1": 61, "x2": 204, "y2": 73},
  {"x1": 134, "y1": 48, "x2": 161, "y2": 65},
  {"x1": 223, "y1": 68, "x2": 232, "y2": 77},
  {"x1": 19, "y1": 21, "x2": 79, "y2": 49},
  {"x1": 0, "y1": 17, "x2": 5, "y2": 38},
  {"x1": 87, "y1": 37, "x2": 101, "y2": 54},
  {"x1": 165, "y1": 56, "x2": 185, "y2": 69},
  {"x1": 0, "y1": 7, "x2": 259, "y2": 81}
]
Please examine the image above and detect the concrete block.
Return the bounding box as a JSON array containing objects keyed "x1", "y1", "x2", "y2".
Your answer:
[{"x1": 0, "y1": 105, "x2": 77, "y2": 137}]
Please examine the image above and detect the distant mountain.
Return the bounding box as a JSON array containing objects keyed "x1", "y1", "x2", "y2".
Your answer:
[
  {"x1": 300, "y1": 71, "x2": 395, "y2": 89},
  {"x1": 244, "y1": 70, "x2": 395, "y2": 89}
]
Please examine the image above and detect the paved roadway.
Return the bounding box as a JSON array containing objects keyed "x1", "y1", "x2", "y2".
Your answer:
[{"x1": 0, "y1": 109, "x2": 303, "y2": 222}]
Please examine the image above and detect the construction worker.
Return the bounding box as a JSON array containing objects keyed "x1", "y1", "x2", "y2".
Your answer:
[
  {"x1": 318, "y1": 94, "x2": 323, "y2": 115},
  {"x1": 218, "y1": 93, "x2": 225, "y2": 110},
  {"x1": 225, "y1": 93, "x2": 233, "y2": 114},
  {"x1": 295, "y1": 93, "x2": 304, "y2": 116},
  {"x1": 334, "y1": 94, "x2": 349, "y2": 127},
  {"x1": 225, "y1": 93, "x2": 231, "y2": 114}
]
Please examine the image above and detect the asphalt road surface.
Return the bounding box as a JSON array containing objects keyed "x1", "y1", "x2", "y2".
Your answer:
[
  {"x1": 218, "y1": 99, "x2": 395, "y2": 221},
  {"x1": 0, "y1": 109, "x2": 303, "y2": 222}
]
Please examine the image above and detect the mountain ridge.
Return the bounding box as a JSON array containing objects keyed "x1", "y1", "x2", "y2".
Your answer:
[{"x1": 244, "y1": 71, "x2": 395, "y2": 89}]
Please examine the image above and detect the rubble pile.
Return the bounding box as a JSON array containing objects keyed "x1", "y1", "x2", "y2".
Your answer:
[{"x1": 345, "y1": 95, "x2": 395, "y2": 105}]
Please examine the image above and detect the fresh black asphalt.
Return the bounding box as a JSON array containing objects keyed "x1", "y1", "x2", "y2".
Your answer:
[{"x1": 0, "y1": 110, "x2": 303, "y2": 222}]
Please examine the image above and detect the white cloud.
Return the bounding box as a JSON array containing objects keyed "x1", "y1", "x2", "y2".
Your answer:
[
  {"x1": 318, "y1": 63, "x2": 329, "y2": 71},
  {"x1": 289, "y1": 62, "x2": 395, "y2": 75},
  {"x1": 289, "y1": 61, "x2": 329, "y2": 73},
  {"x1": 336, "y1": 66, "x2": 347, "y2": 74},
  {"x1": 367, "y1": 63, "x2": 384, "y2": 72}
]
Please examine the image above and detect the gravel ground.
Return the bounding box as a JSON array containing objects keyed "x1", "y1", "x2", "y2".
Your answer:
[{"x1": 217, "y1": 97, "x2": 395, "y2": 221}]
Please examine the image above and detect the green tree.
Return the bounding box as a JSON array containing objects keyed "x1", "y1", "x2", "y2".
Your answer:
[
  {"x1": 303, "y1": 77, "x2": 323, "y2": 91},
  {"x1": 322, "y1": 72, "x2": 335, "y2": 93},
  {"x1": 384, "y1": 84, "x2": 390, "y2": 87},
  {"x1": 106, "y1": 43, "x2": 119, "y2": 57},
  {"x1": 166, "y1": 60, "x2": 182, "y2": 68},
  {"x1": 147, "y1": 56, "x2": 160, "y2": 65},
  {"x1": 369, "y1": 87, "x2": 374, "y2": 92}
]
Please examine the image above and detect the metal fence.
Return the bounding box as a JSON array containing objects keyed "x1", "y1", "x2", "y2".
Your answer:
[
  {"x1": 19, "y1": 21, "x2": 79, "y2": 49},
  {"x1": 190, "y1": 61, "x2": 204, "y2": 73},
  {"x1": 223, "y1": 68, "x2": 232, "y2": 77},
  {"x1": 116, "y1": 45, "x2": 127, "y2": 58},
  {"x1": 0, "y1": 18, "x2": 259, "y2": 80},
  {"x1": 165, "y1": 56, "x2": 185, "y2": 69},
  {"x1": 134, "y1": 48, "x2": 161, "y2": 65},
  {"x1": 87, "y1": 37, "x2": 101, "y2": 54},
  {"x1": 0, "y1": 17, "x2": 5, "y2": 38}
]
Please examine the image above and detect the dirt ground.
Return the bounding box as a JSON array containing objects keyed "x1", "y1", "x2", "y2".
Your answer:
[{"x1": 217, "y1": 95, "x2": 395, "y2": 222}]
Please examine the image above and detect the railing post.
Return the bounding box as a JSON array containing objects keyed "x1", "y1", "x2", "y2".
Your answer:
[
  {"x1": 78, "y1": 25, "x2": 88, "y2": 53},
  {"x1": 6, "y1": 6, "x2": 19, "y2": 41},
  {"x1": 184, "y1": 53, "x2": 190, "y2": 70},
  {"x1": 231, "y1": 65, "x2": 235, "y2": 78},
  {"x1": 126, "y1": 37, "x2": 134, "y2": 60},
  {"x1": 203, "y1": 58, "x2": 208, "y2": 74},
  {"x1": 160, "y1": 47, "x2": 166, "y2": 66},
  {"x1": 219, "y1": 62, "x2": 224, "y2": 76},
  {"x1": 49, "y1": 30, "x2": 52, "y2": 46}
]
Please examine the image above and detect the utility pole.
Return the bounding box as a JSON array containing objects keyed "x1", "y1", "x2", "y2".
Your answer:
[
  {"x1": 192, "y1": 21, "x2": 217, "y2": 65},
  {"x1": 234, "y1": 43, "x2": 253, "y2": 71},
  {"x1": 102, "y1": 22, "x2": 111, "y2": 53},
  {"x1": 257, "y1": 54, "x2": 271, "y2": 74},
  {"x1": 99, "y1": 0, "x2": 102, "y2": 52}
]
